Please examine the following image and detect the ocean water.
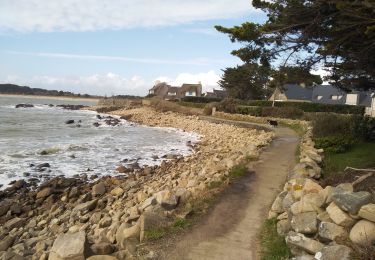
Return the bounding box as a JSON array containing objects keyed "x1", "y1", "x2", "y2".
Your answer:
[{"x1": 0, "y1": 96, "x2": 199, "y2": 189}]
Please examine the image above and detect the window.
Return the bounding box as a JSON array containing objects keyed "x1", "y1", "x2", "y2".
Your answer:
[
  {"x1": 330, "y1": 95, "x2": 339, "y2": 100},
  {"x1": 168, "y1": 92, "x2": 176, "y2": 96},
  {"x1": 315, "y1": 95, "x2": 323, "y2": 100}
]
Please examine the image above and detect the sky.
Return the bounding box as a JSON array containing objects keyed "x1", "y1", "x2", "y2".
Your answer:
[{"x1": 0, "y1": 0, "x2": 267, "y2": 96}]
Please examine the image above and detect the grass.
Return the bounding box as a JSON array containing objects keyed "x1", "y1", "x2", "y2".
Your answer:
[
  {"x1": 208, "y1": 180, "x2": 225, "y2": 189},
  {"x1": 229, "y1": 164, "x2": 248, "y2": 178},
  {"x1": 260, "y1": 218, "x2": 291, "y2": 260},
  {"x1": 144, "y1": 228, "x2": 166, "y2": 240},
  {"x1": 245, "y1": 154, "x2": 259, "y2": 162},
  {"x1": 323, "y1": 142, "x2": 375, "y2": 177},
  {"x1": 172, "y1": 218, "x2": 192, "y2": 231},
  {"x1": 279, "y1": 122, "x2": 306, "y2": 136}
]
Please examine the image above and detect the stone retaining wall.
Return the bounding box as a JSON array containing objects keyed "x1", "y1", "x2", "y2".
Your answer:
[{"x1": 268, "y1": 126, "x2": 375, "y2": 259}]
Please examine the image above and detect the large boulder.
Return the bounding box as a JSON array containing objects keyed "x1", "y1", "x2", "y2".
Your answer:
[
  {"x1": 358, "y1": 203, "x2": 375, "y2": 222},
  {"x1": 36, "y1": 187, "x2": 53, "y2": 199},
  {"x1": 154, "y1": 190, "x2": 178, "y2": 210},
  {"x1": 116, "y1": 222, "x2": 141, "y2": 249},
  {"x1": 73, "y1": 199, "x2": 98, "y2": 213},
  {"x1": 286, "y1": 231, "x2": 324, "y2": 254},
  {"x1": 110, "y1": 187, "x2": 124, "y2": 197},
  {"x1": 314, "y1": 245, "x2": 353, "y2": 260},
  {"x1": 291, "y1": 212, "x2": 317, "y2": 234},
  {"x1": 349, "y1": 220, "x2": 375, "y2": 246},
  {"x1": 92, "y1": 182, "x2": 106, "y2": 196},
  {"x1": 49, "y1": 231, "x2": 86, "y2": 260},
  {"x1": 326, "y1": 202, "x2": 355, "y2": 227},
  {"x1": 318, "y1": 222, "x2": 347, "y2": 241},
  {"x1": 331, "y1": 190, "x2": 372, "y2": 215}
]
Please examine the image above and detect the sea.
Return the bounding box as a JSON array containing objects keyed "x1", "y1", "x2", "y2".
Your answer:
[{"x1": 0, "y1": 95, "x2": 199, "y2": 190}]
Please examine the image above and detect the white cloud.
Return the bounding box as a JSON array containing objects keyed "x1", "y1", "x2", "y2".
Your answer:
[
  {"x1": 5, "y1": 50, "x2": 228, "y2": 66},
  {"x1": 0, "y1": 0, "x2": 255, "y2": 32},
  {"x1": 1, "y1": 70, "x2": 222, "y2": 96}
]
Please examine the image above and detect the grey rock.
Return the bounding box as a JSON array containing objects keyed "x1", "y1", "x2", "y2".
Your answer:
[
  {"x1": 318, "y1": 222, "x2": 347, "y2": 241},
  {"x1": 314, "y1": 245, "x2": 353, "y2": 260},
  {"x1": 286, "y1": 231, "x2": 324, "y2": 254},
  {"x1": 291, "y1": 212, "x2": 317, "y2": 234},
  {"x1": 331, "y1": 190, "x2": 372, "y2": 215}
]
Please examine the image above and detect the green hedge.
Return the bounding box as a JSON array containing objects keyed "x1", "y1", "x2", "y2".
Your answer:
[
  {"x1": 239, "y1": 100, "x2": 365, "y2": 115},
  {"x1": 235, "y1": 105, "x2": 262, "y2": 116},
  {"x1": 182, "y1": 96, "x2": 223, "y2": 103}
]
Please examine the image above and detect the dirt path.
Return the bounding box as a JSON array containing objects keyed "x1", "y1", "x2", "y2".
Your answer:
[{"x1": 162, "y1": 124, "x2": 299, "y2": 260}]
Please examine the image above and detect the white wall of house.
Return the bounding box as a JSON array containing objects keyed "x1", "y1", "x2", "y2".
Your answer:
[
  {"x1": 346, "y1": 94, "x2": 359, "y2": 105},
  {"x1": 365, "y1": 97, "x2": 375, "y2": 117},
  {"x1": 185, "y1": 91, "x2": 196, "y2": 97}
]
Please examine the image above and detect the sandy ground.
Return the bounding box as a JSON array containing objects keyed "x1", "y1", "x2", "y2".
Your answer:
[{"x1": 161, "y1": 125, "x2": 299, "y2": 260}]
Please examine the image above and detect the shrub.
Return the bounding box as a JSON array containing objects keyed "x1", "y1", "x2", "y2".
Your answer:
[
  {"x1": 311, "y1": 113, "x2": 353, "y2": 138},
  {"x1": 235, "y1": 105, "x2": 262, "y2": 116},
  {"x1": 148, "y1": 97, "x2": 202, "y2": 115},
  {"x1": 217, "y1": 98, "x2": 238, "y2": 113},
  {"x1": 351, "y1": 115, "x2": 375, "y2": 142},
  {"x1": 261, "y1": 107, "x2": 304, "y2": 119},
  {"x1": 315, "y1": 135, "x2": 355, "y2": 153},
  {"x1": 177, "y1": 101, "x2": 206, "y2": 109},
  {"x1": 203, "y1": 102, "x2": 219, "y2": 115},
  {"x1": 182, "y1": 96, "x2": 223, "y2": 103},
  {"x1": 242, "y1": 100, "x2": 365, "y2": 115}
]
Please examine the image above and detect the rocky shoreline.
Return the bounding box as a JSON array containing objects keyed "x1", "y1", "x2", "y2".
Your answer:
[{"x1": 0, "y1": 106, "x2": 273, "y2": 259}]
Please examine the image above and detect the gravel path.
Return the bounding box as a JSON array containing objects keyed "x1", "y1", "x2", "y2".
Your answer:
[{"x1": 163, "y1": 123, "x2": 299, "y2": 260}]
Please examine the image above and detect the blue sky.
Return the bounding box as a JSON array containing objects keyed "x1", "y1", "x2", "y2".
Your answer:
[{"x1": 0, "y1": 0, "x2": 266, "y2": 96}]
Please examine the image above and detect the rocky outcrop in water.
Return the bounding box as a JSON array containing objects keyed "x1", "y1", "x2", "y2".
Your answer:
[{"x1": 15, "y1": 104, "x2": 34, "y2": 108}]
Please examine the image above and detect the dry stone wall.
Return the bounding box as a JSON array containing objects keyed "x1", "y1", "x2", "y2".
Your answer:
[{"x1": 269, "y1": 126, "x2": 375, "y2": 260}]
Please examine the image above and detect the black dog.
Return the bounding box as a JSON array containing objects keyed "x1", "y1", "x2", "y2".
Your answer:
[{"x1": 267, "y1": 120, "x2": 278, "y2": 127}]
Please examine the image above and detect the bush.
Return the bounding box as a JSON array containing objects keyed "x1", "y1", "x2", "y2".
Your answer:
[
  {"x1": 235, "y1": 105, "x2": 262, "y2": 116},
  {"x1": 177, "y1": 101, "x2": 206, "y2": 109},
  {"x1": 311, "y1": 113, "x2": 353, "y2": 138},
  {"x1": 182, "y1": 96, "x2": 223, "y2": 103},
  {"x1": 261, "y1": 107, "x2": 304, "y2": 119},
  {"x1": 351, "y1": 115, "x2": 375, "y2": 142},
  {"x1": 217, "y1": 98, "x2": 238, "y2": 113},
  {"x1": 149, "y1": 97, "x2": 202, "y2": 115},
  {"x1": 242, "y1": 100, "x2": 364, "y2": 115},
  {"x1": 315, "y1": 135, "x2": 355, "y2": 153},
  {"x1": 203, "y1": 102, "x2": 219, "y2": 115}
]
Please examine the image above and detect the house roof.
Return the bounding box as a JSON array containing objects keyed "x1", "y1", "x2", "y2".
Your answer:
[
  {"x1": 167, "y1": 86, "x2": 180, "y2": 93},
  {"x1": 312, "y1": 85, "x2": 346, "y2": 105},
  {"x1": 181, "y1": 83, "x2": 201, "y2": 92},
  {"x1": 283, "y1": 84, "x2": 313, "y2": 101}
]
